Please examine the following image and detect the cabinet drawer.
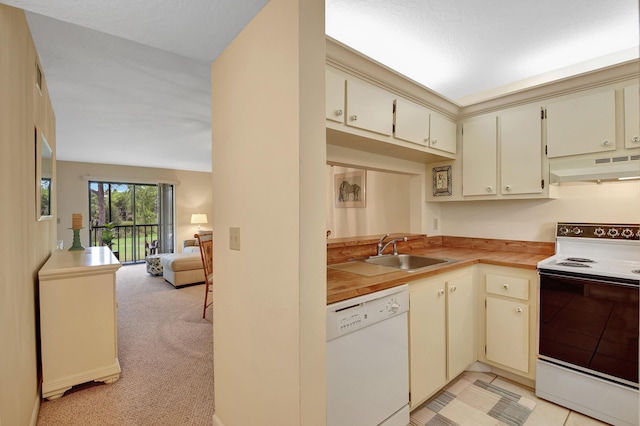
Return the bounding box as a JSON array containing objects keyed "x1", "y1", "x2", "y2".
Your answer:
[{"x1": 486, "y1": 274, "x2": 529, "y2": 300}]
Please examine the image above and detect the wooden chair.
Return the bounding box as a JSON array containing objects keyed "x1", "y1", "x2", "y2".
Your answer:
[{"x1": 194, "y1": 232, "x2": 213, "y2": 318}]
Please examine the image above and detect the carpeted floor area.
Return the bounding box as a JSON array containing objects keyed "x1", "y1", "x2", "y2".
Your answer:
[{"x1": 36, "y1": 263, "x2": 214, "y2": 426}]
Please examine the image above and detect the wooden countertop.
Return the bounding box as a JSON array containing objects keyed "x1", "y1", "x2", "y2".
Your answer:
[{"x1": 327, "y1": 245, "x2": 551, "y2": 305}]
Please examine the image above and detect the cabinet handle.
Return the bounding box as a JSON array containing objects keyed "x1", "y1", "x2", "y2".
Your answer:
[
  {"x1": 335, "y1": 109, "x2": 343, "y2": 117},
  {"x1": 438, "y1": 289, "x2": 444, "y2": 296},
  {"x1": 503, "y1": 284, "x2": 509, "y2": 290},
  {"x1": 432, "y1": 139, "x2": 438, "y2": 144},
  {"x1": 632, "y1": 136, "x2": 639, "y2": 143},
  {"x1": 486, "y1": 186, "x2": 493, "y2": 193},
  {"x1": 424, "y1": 138, "x2": 429, "y2": 144},
  {"x1": 450, "y1": 286, "x2": 457, "y2": 293},
  {"x1": 504, "y1": 185, "x2": 512, "y2": 192},
  {"x1": 601, "y1": 140, "x2": 611, "y2": 147},
  {"x1": 350, "y1": 115, "x2": 358, "y2": 121},
  {"x1": 516, "y1": 307, "x2": 523, "y2": 314}
]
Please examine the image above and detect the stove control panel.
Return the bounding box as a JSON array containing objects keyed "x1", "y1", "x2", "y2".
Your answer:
[{"x1": 557, "y1": 223, "x2": 640, "y2": 240}]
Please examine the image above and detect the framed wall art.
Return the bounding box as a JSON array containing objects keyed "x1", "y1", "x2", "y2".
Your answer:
[
  {"x1": 432, "y1": 165, "x2": 452, "y2": 196},
  {"x1": 334, "y1": 170, "x2": 366, "y2": 208}
]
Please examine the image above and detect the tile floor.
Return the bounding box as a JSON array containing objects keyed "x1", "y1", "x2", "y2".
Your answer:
[
  {"x1": 488, "y1": 375, "x2": 609, "y2": 426},
  {"x1": 414, "y1": 371, "x2": 610, "y2": 426}
]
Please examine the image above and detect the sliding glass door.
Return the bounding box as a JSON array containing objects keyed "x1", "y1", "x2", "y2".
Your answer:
[{"x1": 89, "y1": 181, "x2": 174, "y2": 263}]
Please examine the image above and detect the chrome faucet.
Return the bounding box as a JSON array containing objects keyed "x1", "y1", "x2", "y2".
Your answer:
[{"x1": 377, "y1": 234, "x2": 408, "y2": 256}]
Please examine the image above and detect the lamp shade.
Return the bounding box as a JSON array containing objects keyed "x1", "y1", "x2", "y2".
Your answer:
[{"x1": 190, "y1": 213, "x2": 208, "y2": 225}]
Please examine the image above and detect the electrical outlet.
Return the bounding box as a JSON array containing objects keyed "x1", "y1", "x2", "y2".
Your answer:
[{"x1": 229, "y1": 227, "x2": 240, "y2": 251}]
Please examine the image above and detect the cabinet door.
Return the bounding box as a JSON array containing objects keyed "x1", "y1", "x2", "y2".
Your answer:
[
  {"x1": 430, "y1": 113, "x2": 457, "y2": 154},
  {"x1": 345, "y1": 78, "x2": 395, "y2": 136},
  {"x1": 409, "y1": 279, "x2": 447, "y2": 408},
  {"x1": 394, "y1": 97, "x2": 429, "y2": 146},
  {"x1": 500, "y1": 106, "x2": 542, "y2": 195},
  {"x1": 447, "y1": 273, "x2": 475, "y2": 379},
  {"x1": 326, "y1": 69, "x2": 345, "y2": 123},
  {"x1": 624, "y1": 84, "x2": 640, "y2": 149},
  {"x1": 486, "y1": 297, "x2": 529, "y2": 373},
  {"x1": 462, "y1": 115, "x2": 497, "y2": 196},
  {"x1": 546, "y1": 90, "x2": 616, "y2": 158}
]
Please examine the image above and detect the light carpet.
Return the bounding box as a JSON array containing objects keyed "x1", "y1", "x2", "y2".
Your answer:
[
  {"x1": 36, "y1": 263, "x2": 214, "y2": 426},
  {"x1": 411, "y1": 372, "x2": 536, "y2": 426}
]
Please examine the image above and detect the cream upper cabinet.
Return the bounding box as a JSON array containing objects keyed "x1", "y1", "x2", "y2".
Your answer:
[
  {"x1": 624, "y1": 84, "x2": 640, "y2": 149},
  {"x1": 546, "y1": 89, "x2": 616, "y2": 158},
  {"x1": 395, "y1": 97, "x2": 456, "y2": 153},
  {"x1": 446, "y1": 273, "x2": 475, "y2": 379},
  {"x1": 345, "y1": 78, "x2": 395, "y2": 136},
  {"x1": 326, "y1": 68, "x2": 346, "y2": 123},
  {"x1": 409, "y1": 277, "x2": 447, "y2": 409},
  {"x1": 462, "y1": 115, "x2": 497, "y2": 196},
  {"x1": 500, "y1": 106, "x2": 542, "y2": 195},
  {"x1": 395, "y1": 97, "x2": 429, "y2": 146},
  {"x1": 430, "y1": 112, "x2": 457, "y2": 154},
  {"x1": 478, "y1": 265, "x2": 538, "y2": 379}
]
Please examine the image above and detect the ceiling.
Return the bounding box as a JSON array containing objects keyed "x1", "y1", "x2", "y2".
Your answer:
[{"x1": 2, "y1": 0, "x2": 638, "y2": 172}]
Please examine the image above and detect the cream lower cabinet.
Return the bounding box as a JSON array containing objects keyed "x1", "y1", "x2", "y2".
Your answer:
[
  {"x1": 409, "y1": 267, "x2": 474, "y2": 408},
  {"x1": 447, "y1": 273, "x2": 475, "y2": 378},
  {"x1": 478, "y1": 265, "x2": 537, "y2": 380},
  {"x1": 39, "y1": 247, "x2": 121, "y2": 400}
]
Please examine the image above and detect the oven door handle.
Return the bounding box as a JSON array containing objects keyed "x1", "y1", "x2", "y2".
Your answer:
[{"x1": 539, "y1": 269, "x2": 639, "y2": 288}]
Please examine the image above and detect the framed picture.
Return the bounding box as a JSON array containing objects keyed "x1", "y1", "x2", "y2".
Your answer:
[
  {"x1": 432, "y1": 165, "x2": 452, "y2": 196},
  {"x1": 334, "y1": 170, "x2": 366, "y2": 208}
]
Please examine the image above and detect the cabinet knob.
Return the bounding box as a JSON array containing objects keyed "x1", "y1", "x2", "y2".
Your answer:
[
  {"x1": 632, "y1": 136, "x2": 639, "y2": 143},
  {"x1": 504, "y1": 185, "x2": 512, "y2": 192},
  {"x1": 438, "y1": 289, "x2": 444, "y2": 296},
  {"x1": 503, "y1": 284, "x2": 509, "y2": 290},
  {"x1": 424, "y1": 138, "x2": 429, "y2": 143},
  {"x1": 432, "y1": 139, "x2": 438, "y2": 144},
  {"x1": 486, "y1": 186, "x2": 493, "y2": 193},
  {"x1": 601, "y1": 140, "x2": 611, "y2": 147},
  {"x1": 450, "y1": 286, "x2": 457, "y2": 293},
  {"x1": 335, "y1": 109, "x2": 343, "y2": 117},
  {"x1": 350, "y1": 115, "x2": 358, "y2": 121},
  {"x1": 516, "y1": 307, "x2": 523, "y2": 313}
]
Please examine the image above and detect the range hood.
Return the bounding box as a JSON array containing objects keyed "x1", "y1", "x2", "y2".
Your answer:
[{"x1": 550, "y1": 154, "x2": 640, "y2": 184}]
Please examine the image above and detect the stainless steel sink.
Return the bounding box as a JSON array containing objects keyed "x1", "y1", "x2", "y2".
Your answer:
[{"x1": 362, "y1": 254, "x2": 455, "y2": 272}]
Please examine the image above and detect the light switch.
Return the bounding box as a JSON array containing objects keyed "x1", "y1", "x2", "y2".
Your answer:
[{"x1": 229, "y1": 227, "x2": 240, "y2": 251}]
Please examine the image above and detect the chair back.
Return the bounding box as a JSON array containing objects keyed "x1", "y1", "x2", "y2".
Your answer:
[{"x1": 194, "y1": 233, "x2": 213, "y2": 282}]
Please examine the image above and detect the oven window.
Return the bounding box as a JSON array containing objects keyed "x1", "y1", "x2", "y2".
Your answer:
[{"x1": 539, "y1": 273, "x2": 639, "y2": 385}]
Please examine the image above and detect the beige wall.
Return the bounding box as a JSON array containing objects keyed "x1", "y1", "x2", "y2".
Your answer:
[
  {"x1": 211, "y1": 0, "x2": 326, "y2": 424},
  {"x1": 56, "y1": 161, "x2": 213, "y2": 252},
  {"x1": 0, "y1": 5, "x2": 56, "y2": 425},
  {"x1": 428, "y1": 181, "x2": 640, "y2": 241},
  {"x1": 326, "y1": 165, "x2": 411, "y2": 237}
]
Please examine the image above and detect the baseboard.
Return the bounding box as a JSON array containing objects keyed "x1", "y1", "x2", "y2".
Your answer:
[
  {"x1": 29, "y1": 384, "x2": 41, "y2": 426},
  {"x1": 213, "y1": 414, "x2": 224, "y2": 426}
]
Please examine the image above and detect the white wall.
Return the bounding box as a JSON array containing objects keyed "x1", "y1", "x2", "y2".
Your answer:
[
  {"x1": 430, "y1": 181, "x2": 640, "y2": 242},
  {"x1": 326, "y1": 165, "x2": 411, "y2": 237},
  {"x1": 56, "y1": 161, "x2": 213, "y2": 253},
  {"x1": 211, "y1": 0, "x2": 326, "y2": 424}
]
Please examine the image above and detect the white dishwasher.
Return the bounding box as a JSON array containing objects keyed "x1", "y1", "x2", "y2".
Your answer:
[{"x1": 326, "y1": 284, "x2": 410, "y2": 426}]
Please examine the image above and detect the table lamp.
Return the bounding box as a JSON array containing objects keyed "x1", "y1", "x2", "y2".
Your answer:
[{"x1": 191, "y1": 213, "x2": 208, "y2": 231}]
